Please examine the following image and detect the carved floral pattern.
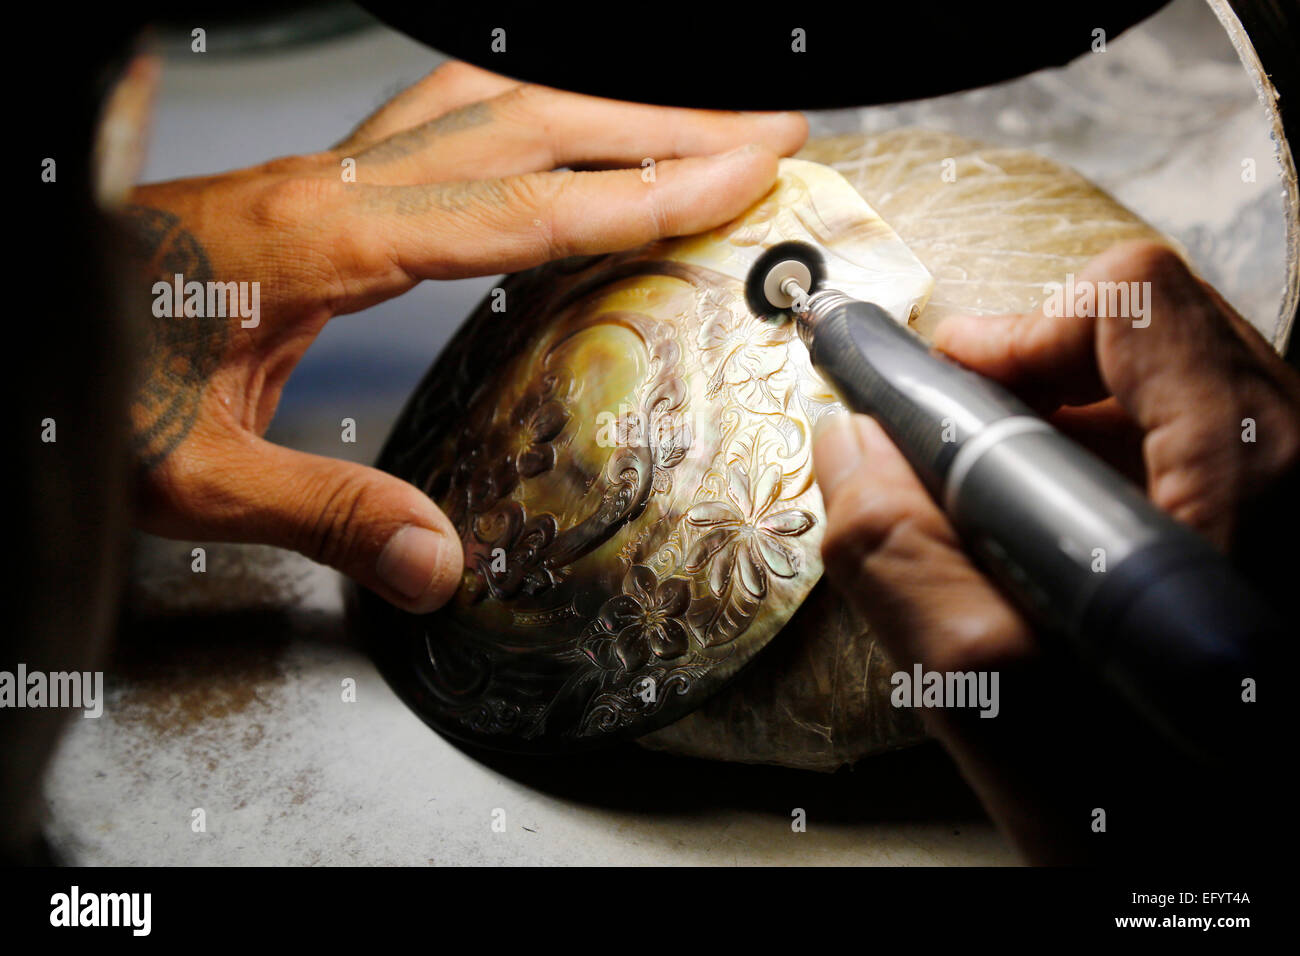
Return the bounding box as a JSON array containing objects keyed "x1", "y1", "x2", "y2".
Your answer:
[
  {"x1": 684, "y1": 460, "x2": 815, "y2": 600},
  {"x1": 609, "y1": 397, "x2": 692, "y2": 496},
  {"x1": 379, "y1": 178, "x2": 881, "y2": 744},
  {"x1": 585, "y1": 566, "x2": 693, "y2": 672},
  {"x1": 437, "y1": 374, "x2": 570, "y2": 539},
  {"x1": 697, "y1": 290, "x2": 793, "y2": 406},
  {"x1": 507, "y1": 380, "x2": 570, "y2": 478},
  {"x1": 413, "y1": 262, "x2": 831, "y2": 739}
]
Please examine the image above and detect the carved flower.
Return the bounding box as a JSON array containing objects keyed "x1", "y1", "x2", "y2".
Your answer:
[
  {"x1": 436, "y1": 423, "x2": 511, "y2": 535},
  {"x1": 593, "y1": 566, "x2": 692, "y2": 672},
  {"x1": 684, "y1": 460, "x2": 814, "y2": 599},
  {"x1": 507, "y1": 384, "x2": 569, "y2": 478},
  {"x1": 650, "y1": 411, "x2": 691, "y2": 494},
  {"x1": 437, "y1": 379, "x2": 568, "y2": 535},
  {"x1": 697, "y1": 291, "x2": 792, "y2": 402}
]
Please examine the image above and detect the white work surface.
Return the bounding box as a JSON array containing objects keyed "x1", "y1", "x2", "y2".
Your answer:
[{"x1": 43, "y1": 0, "x2": 1286, "y2": 865}]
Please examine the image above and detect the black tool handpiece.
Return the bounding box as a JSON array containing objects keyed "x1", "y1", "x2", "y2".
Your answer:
[{"x1": 802, "y1": 292, "x2": 1277, "y2": 764}]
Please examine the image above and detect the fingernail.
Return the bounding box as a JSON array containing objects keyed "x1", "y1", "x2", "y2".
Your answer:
[
  {"x1": 377, "y1": 524, "x2": 459, "y2": 611},
  {"x1": 719, "y1": 142, "x2": 763, "y2": 160},
  {"x1": 812, "y1": 405, "x2": 849, "y2": 438},
  {"x1": 931, "y1": 313, "x2": 984, "y2": 355},
  {"x1": 812, "y1": 410, "x2": 865, "y2": 498}
]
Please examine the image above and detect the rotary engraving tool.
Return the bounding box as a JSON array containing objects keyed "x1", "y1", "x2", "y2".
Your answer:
[{"x1": 748, "y1": 241, "x2": 1276, "y2": 764}]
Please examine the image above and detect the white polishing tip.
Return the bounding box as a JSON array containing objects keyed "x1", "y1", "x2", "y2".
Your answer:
[{"x1": 762, "y1": 259, "x2": 813, "y2": 310}]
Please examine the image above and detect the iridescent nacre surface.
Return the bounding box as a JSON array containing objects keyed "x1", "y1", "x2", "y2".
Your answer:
[{"x1": 361, "y1": 159, "x2": 933, "y2": 751}]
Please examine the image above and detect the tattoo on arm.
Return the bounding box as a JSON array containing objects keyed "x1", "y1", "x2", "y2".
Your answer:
[
  {"x1": 366, "y1": 178, "x2": 517, "y2": 217},
  {"x1": 357, "y1": 101, "x2": 493, "y2": 162},
  {"x1": 121, "y1": 204, "x2": 228, "y2": 470}
]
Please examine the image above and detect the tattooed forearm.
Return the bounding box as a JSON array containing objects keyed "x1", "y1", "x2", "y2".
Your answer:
[
  {"x1": 120, "y1": 204, "x2": 228, "y2": 470},
  {"x1": 357, "y1": 101, "x2": 493, "y2": 162}
]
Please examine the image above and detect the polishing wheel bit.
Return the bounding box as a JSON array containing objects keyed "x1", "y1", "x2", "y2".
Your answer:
[{"x1": 743, "y1": 241, "x2": 826, "y2": 319}]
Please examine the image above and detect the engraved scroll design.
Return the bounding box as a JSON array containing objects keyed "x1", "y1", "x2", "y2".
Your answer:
[
  {"x1": 409, "y1": 253, "x2": 834, "y2": 741},
  {"x1": 416, "y1": 263, "x2": 700, "y2": 739},
  {"x1": 576, "y1": 425, "x2": 818, "y2": 735},
  {"x1": 574, "y1": 269, "x2": 829, "y2": 736},
  {"x1": 439, "y1": 305, "x2": 689, "y2": 606}
]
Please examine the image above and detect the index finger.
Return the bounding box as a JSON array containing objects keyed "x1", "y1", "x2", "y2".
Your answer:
[
  {"x1": 353, "y1": 81, "x2": 808, "y2": 184},
  {"x1": 334, "y1": 61, "x2": 522, "y2": 152},
  {"x1": 359, "y1": 145, "x2": 782, "y2": 281}
]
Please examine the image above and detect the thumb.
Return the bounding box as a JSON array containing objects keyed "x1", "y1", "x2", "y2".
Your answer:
[
  {"x1": 812, "y1": 412, "x2": 1035, "y2": 674},
  {"x1": 196, "y1": 436, "x2": 463, "y2": 613},
  {"x1": 931, "y1": 304, "x2": 1106, "y2": 413}
]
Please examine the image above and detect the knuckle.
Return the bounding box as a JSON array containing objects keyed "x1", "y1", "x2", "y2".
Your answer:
[
  {"x1": 1096, "y1": 239, "x2": 1186, "y2": 286},
  {"x1": 1145, "y1": 426, "x2": 1237, "y2": 532},
  {"x1": 139, "y1": 443, "x2": 215, "y2": 521},
  {"x1": 500, "y1": 171, "x2": 553, "y2": 212},
  {"x1": 1242, "y1": 381, "x2": 1300, "y2": 481},
  {"x1": 642, "y1": 186, "x2": 672, "y2": 239},
  {"x1": 1021, "y1": 308, "x2": 1084, "y2": 356},
  {"x1": 430, "y1": 60, "x2": 475, "y2": 87},
  {"x1": 503, "y1": 171, "x2": 572, "y2": 259},
  {"x1": 1163, "y1": 491, "x2": 1225, "y2": 539},
  {"x1": 1144, "y1": 412, "x2": 1223, "y2": 466},
  {"x1": 1126, "y1": 241, "x2": 1186, "y2": 283},
  {"x1": 136, "y1": 429, "x2": 249, "y2": 533},
  {"x1": 296, "y1": 474, "x2": 369, "y2": 569},
  {"x1": 251, "y1": 175, "x2": 340, "y2": 231},
  {"x1": 927, "y1": 609, "x2": 1025, "y2": 675},
  {"x1": 1265, "y1": 410, "x2": 1300, "y2": 478},
  {"x1": 821, "y1": 484, "x2": 928, "y2": 574},
  {"x1": 493, "y1": 82, "x2": 546, "y2": 119},
  {"x1": 248, "y1": 176, "x2": 355, "y2": 310},
  {"x1": 260, "y1": 153, "x2": 326, "y2": 177}
]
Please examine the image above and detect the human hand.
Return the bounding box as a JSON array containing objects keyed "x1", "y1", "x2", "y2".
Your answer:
[
  {"x1": 812, "y1": 240, "x2": 1299, "y2": 861},
  {"x1": 118, "y1": 61, "x2": 807, "y2": 613}
]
